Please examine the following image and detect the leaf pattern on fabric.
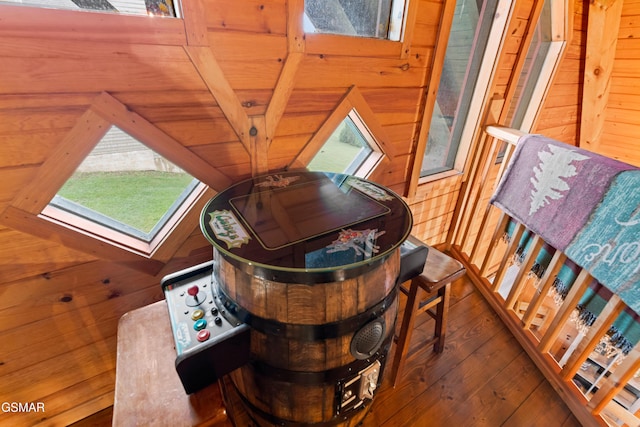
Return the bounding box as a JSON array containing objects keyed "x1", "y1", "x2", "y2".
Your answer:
[{"x1": 529, "y1": 145, "x2": 589, "y2": 215}]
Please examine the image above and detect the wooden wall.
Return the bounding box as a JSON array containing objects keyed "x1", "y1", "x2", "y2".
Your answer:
[
  {"x1": 0, "y1": 1, "x2": 460, "y2": 425},
  {"x1": 6, "y1": 0, "x2": 640, "y2": 424},
  {"x1": 599, "y1": 0, "x2": 640, "y2": 166},
  {"x1": 533, "y1": 0, "x2": 585, "y2": 143},
  {"x1": 534, "y1": 0, "x2": 640, "y2": 169}
]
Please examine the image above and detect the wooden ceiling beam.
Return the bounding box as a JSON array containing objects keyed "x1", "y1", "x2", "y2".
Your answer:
[
  {"x1": 185, "y1": 45, "x2": 253, "y2": 154},
  {"x1": 266, "y1": 52, "x2": 304, "y2": 143},
  {"x1": 266, "y1": 0, "x2": 305, "y2": 147}
]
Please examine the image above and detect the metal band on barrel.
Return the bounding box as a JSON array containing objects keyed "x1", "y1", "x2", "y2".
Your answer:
[
  {"x1": 216, "y1": 248, "x2": 393, "y2": 284},
  {"x1": 249, "y1": 338, "x2": 391, "y2": 385},
  {"x1": 214, "y1": 282, "x2": 397, "y2": 341},
  {"x1": 230, "y1": 380, "x2": 370, "y2": 427}
]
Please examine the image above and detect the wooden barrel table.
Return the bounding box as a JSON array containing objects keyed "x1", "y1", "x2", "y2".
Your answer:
[{"x1": 200, "y1": 171, "x2": 412, "y2": 427}]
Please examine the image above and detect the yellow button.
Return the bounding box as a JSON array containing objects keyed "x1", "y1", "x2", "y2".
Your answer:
[{"x1": 191, "y1": 309, "x2": 204, "y2": 321}]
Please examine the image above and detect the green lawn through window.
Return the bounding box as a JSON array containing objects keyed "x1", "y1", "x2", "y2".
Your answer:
[
  {"x1": 308, "y1": 121, "x2": 368, "y2": 173},
  {"x1": 57, "y1": 171, "x2": 194, "y2": 233}
]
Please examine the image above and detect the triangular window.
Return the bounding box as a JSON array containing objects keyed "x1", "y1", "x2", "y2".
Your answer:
[
  {"x1": 291, "y1": 86, "x2": 393, "y2": 180},
  {"x1": 307, "y1": 110, "x2": 382, "y2": 177},
  {"x1": 50, "y1": 125, "x2": 199, "y2": 242},
  {"x1": 2, "y1": 92, "x2": 229, "y2": 273}
]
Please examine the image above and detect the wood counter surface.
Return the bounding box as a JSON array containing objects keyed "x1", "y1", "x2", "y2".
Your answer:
[{"x1": 113, "y1": 300, "x2": 232, "y2": 427}]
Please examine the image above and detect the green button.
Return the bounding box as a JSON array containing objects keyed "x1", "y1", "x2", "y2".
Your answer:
[{"x1": 193, "y1": 319, "x2": 207, "y2": 331}]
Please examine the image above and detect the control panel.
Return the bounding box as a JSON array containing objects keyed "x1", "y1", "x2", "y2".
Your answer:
[{"x1": 162, "y1": 261, "x2": 250, "y2": 394}]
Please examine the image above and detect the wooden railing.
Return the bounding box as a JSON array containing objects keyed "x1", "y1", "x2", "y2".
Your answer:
[{"x1": 449, "y1": 125, "x2": 640, "y2": 427}]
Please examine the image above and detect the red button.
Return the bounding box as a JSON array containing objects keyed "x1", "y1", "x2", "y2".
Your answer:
[
  {"x1": 187, "y1": 285, "x2": 199, "y2": 296},
  {"x1": 196, "y1": 329, "x2": 210, "y2": 342}
]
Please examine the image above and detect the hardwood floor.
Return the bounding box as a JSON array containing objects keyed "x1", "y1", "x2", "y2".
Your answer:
[
  {"x1": 363, "y1": 275, "x2": 581, "y2": 427},
  {"x1": 76, "y1": 275, "x2": 581, "y2": 427}
]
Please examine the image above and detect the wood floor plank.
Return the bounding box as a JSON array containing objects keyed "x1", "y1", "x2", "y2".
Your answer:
[
  {"x1": 69, "y1": 274, "x2": 580, "y2": 427},
  {"x1": 382, "y1": 330, "x2": 524, "y2": 427},
  {"x1": 458, "y1": 351, "x2": 545, "y2": 426},
  {"x1": 502, "y1": 381, "x2": 582, "y2": 427},
  {"x1": 364, "y1": 281, "x2": 508, "y2": 425},
  {"x1": 363, "y1": 275, "x2": 577, "y2": 427}
]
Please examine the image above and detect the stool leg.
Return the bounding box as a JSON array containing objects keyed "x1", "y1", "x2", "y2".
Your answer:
[
  {"x1": 389, "y1": 280, "x2": 419, "y2": 387},
  {"x1": 433, "y1": 283, "x2": 451, "y2": 353}
]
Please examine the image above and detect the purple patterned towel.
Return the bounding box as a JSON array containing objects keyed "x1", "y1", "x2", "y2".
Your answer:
[{"x1": 490, "y1": 134, "x2": 636, "y2": 252}]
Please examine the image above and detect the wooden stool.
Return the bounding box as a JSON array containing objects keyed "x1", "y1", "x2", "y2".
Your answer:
[{"x1": 389, "y1": 236, "x2": 466, "y2": 387}]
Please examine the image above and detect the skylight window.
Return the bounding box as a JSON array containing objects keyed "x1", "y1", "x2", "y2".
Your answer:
[
  {"x1": 50, "y1": 125, "x2": 199, "y2": 242},
  {"x1": 304, "y1": 0, "x2": 406, "y2": 41},
  {"x1": 308, "y1": 111, "x2": 381, "y2": 176},
  {"x1": 0, "y1": 0, "x2": 178, "y2": 17}
]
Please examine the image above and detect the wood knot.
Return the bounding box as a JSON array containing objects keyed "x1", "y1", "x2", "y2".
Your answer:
[
  {"x1": 400, "y1": 63, "x2": 410, "y2": 71},
  {"x1": 60, "y1": 294, "x2": 73, "y2": 303}
]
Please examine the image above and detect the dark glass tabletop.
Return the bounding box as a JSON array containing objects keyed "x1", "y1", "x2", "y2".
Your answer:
[{"x1": 200, "y1": 171, "x2": 412, "y2": 275}]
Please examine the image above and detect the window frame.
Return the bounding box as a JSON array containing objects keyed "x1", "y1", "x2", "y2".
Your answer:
[
  {"x1": 510, "y1": 1, "x2": 568, "y2": 132},
  {"x1": 49, "y1": 174, "x2": 201, "y2": 242},
  {"x1": 289, "y1": 85, "x2": 394, "y2": 180},
  {"x1": 409, "y1": 0, "x2": 567, "y2": 191},
  {"x1": 0, "y1": 0, "x2": 181, "y2": 17},
  {"x1": 303, "y1": 0, "x2": 417, "y2": 59},
  {"x1": 1, "y1": 92, "x2": 231, "y2": 274},
  {"x1": 303, "y1": 0, "x2": 407, "y2": 42}
]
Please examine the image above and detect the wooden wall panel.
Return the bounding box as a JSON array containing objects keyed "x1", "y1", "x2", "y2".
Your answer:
[
  {"x1": 599, "y1": 0, "x2": 640, "y2": 166},
  {"x1": 296, "y1": 56, "x2": 426, "y2": 89},
  {"x1": 0, "y1": 0, "x2": 467, "y2": 425},
  {"x1": 533, "y1": 2, "x2": 586, "y2": 145},
  {"x1": 0, "y1": 228, "x2": 96, "y2": 284},
  {"x1": 0, "y1": 4, "x2": 187, "y2": 45},
  {"x1": 532, "y1": 0, "x2": 640, "y2": 167},
  {"x1": 0, "y1": 39, "x2": 205, "y2": 94},
  {"x1": 204, "y1": 0, "x2": 288, "y2": 34},
  {"x1": 406, "y1": 174, "x2": 463, "y2": 245}
]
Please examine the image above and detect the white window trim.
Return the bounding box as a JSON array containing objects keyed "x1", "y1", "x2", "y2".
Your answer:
[
  {"x1": 302, "y1": 0, "x2": 406, "y2": 42},
  {"x1": 419, "y1": 0, "x2": 566, "y2": 184},
  {"x1": 450, "y1": 0, "x2": 513, "y2": 175},
  {"x1": 518, "y1": 0, "x2": 568, "y2": 132}
]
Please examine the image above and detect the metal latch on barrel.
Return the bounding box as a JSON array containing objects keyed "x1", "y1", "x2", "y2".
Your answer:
[{"x1": 336, "y1": 360, "x2": 381, "y2": 415}]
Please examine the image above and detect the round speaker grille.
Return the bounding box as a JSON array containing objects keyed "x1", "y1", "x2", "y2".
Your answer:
[{"x1": 350, "y1": 319, "x2": 385, "y2": 360}]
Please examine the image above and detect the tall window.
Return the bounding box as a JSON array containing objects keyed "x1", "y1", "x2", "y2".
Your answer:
[
  {"x1": 505, "y1": 0, "x2": 554, "y2": 130},
  {"x1": 420, "y1": 0, "x2": 499, "y2": 176},
  {"x1": 421, "y1": 0, "x2": 561, "y2": 176},
  {"x1": 304, "y1": 0, "x2": 406, "y2": 41}
]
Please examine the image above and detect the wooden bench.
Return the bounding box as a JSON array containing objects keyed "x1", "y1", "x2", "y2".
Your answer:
[
  {"x1": 113, "y1": 301, "x2": 232, "y2": 427},
  {"x1": 388, "y1": 235, "x2": 466, "y2": 387}
]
